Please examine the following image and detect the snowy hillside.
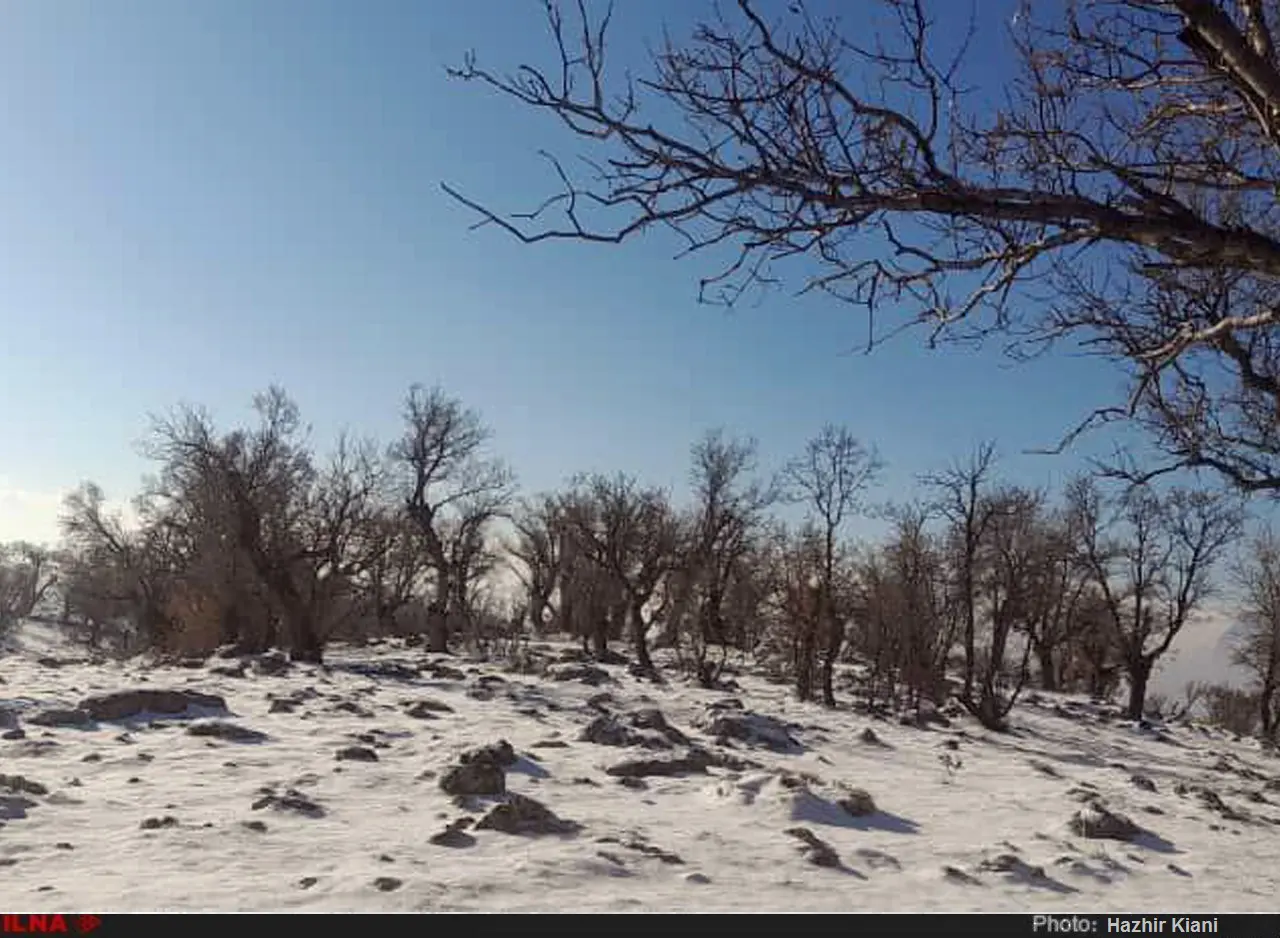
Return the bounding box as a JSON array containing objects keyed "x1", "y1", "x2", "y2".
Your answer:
[{"x1": 1, "y1": 623, "x2": 1278, "y2": 913}]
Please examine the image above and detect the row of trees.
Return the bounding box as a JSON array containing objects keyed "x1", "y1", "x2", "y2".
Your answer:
[
  {"x1": 4, "y1": 383, "x2": 1277, "y2": 739},
  {"x1": 47, "y1": 385, "x2": 513, "y2": 662}
]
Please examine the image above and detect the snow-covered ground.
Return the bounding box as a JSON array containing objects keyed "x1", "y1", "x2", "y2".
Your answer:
[{"x1": 1, "y1": 622, "x2": 1278, "y2": 913}]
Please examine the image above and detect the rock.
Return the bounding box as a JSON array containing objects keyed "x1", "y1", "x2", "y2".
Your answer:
[
  {"x1": 405, "y1": 698, "x2": 454, "y2": 719},
  {"x1": 979, "y1": 853, "x2": 1051, "y2": 883},
  {"x1": 80, "y1": 689, "x2": 226, "y2": 722},
  {"x1": 0, "y1": 775, "x2": 48, "y2": 796},
  {"x1": 596, "y1": 834, "x2": 684, "y2": 865},
  {"x1": 28, "y1": 709, "x2": 94, "y2": 728},
  {"x1": 1070, "y1": 803, "x2": 1143, "y2": 841},
  {"x1": 1197, "y1": 788, "x2": 1250, "y2": 822},
  {"x1": 685, "y1": 872, "x2": 712, "y2": 884},
  {"x1": 186, "y1": 722, "x2": 268, "y2": 744},
  {"x1": 372, "y1": 877, "x2": 402, "y2": 892},
  {"x1": 586, "y1": 692, "x2": 617, "y2": 711},
  {"x1": 606, "y1": 751, "x2": 712, "y2": 779},
  {"x1": 209, "y1": 664, "x2": 248, "y2": 679},
  {"x1": 1029, "y1": 759, "x2": 1062, "y2": 778},
  {"x1": 423, "y1": 662, "x2": 466, "y2": 681},
  {"x1": 252, "y1": 651, "x2": 291, "y2": 676},
  {"x1": 1130, "y1": 774, "x2": 1158, "y2": 793},
  {"x1": 705, "y1": 711, "x2": 800, "y2": 752},
  {"x1": 430, "y1": 818, "x2": 478, "y2": 848},
  {"x1": 1, "y1": 729, "x2": 24, "y2": 741},
  {"x1": 532, "y1": 739, "x2": 570, "y2": 749},
  {"x1": 439, "y1": 762, "x2": 505, "y2": 797},
  {"x1": 549, "y1": 663, "x2": 612, "y2": 686},
  {"x1": 460, "y1": 740, "x2": 516, "y2": 768},
  {"x1": 268, "y1": 699, "x2": 297, "y2": 714},
  {"x1": 330, "y1": 700, "x2": 373, "y2": 718},
  {"x1": 9, "y1": 740, "x2": 58, "y2": 757},
  {"x1": 580, "y1": 710, "x2": 689, "y2": 750},
  {"x1": 474, "y1": 793, "x2": 580, "y2": 836},
  {"x1": 252, "y1": 789, "x2": 325, "y2": 818},
  {"x1": 785, "y1": 827, "x2": 841, "y2": 868},
  {"x1": 347, "y1": 661, "x2": 420, "y2": 681},
  {"x1": 837, "y1": 787, "x2": 877, "y2": 817},
  {"x1": 242, "y1": 820, "x2": 268, "y2": 833},
  {"x1": 298, "y1": 877, "x2": 318, "y2": 890},
  {"x1": 336, "y1": 746, "x2": 379, "y2": 763},
  {"x1": 859, "y1": 727, "x2": 887, "y2": 747},
  {"x1": 139, "y1": 816, "x2": 179, "y2": 830}
]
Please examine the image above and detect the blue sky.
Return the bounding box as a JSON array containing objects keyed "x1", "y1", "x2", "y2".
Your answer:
[{"x1": 0, "y1": 0, "x2": 1151, "y2": 546}]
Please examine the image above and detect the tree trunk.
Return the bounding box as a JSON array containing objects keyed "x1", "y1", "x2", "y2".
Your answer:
[
  {"x1": 796, "y1": 627, "x2": 815, "y2": 702},
  {"x1": 819, "y1": 615, "x2": 843, "y2": 707},
  {"x1": 629, "y1": 600, "x2": 656, "y2": 677},
  {"x1": 425, "y1": 600, "x2": 449, "y2": 653},
  {"x1": 1259, "y1": 678, "x2": 1277, "y2": 741},
  {"x1": 1036, "y1": 641, "x2": 1058, "y2": 692},
  {"x1": 1125, "y1": 658, "x2": 1153, "y2": 721}
]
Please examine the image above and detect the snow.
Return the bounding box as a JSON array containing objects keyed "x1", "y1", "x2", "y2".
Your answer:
[{"x1": 2, "y1": 621, "x2": 1279, "y2": 912}]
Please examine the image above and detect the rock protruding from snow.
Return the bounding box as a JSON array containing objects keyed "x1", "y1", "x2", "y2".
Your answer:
[
  {"x1": 28, "y1": 708, "x2": 94, "y2": 728},
  {"x1": 251, "y1": 651, "x2": 291, "y2": 676},
  {"x1": 0, "y1": 774, "x2": 48, "y2": 796},
  {"x1": 430, "y1": 817, "x2": 477, "y2": 848},
  {"x1": 81, "y1": 689, "x2": 227, "y2": 722},
  {"x1": 438, "y1": 740, "x2": 517, "y2": 797},
  {"x1": 606, "y1": 751, "x2": 712, "y2": 779},
  {"x1": 335, "y1": 746, "x2": 379, "y2": 763},
  {"x1": 703, "y1": 710, "x2": 801, "y2": 753},
  {"x1": 837, "y1": 787, "x2": 877, "y2": 817},
  {"x1": 580, "y1": 708, "x2": 690, "y2": 750},
  {"x1": 461, "y1": 740, "x2": 516, "y2": 768},
  {"x1": 474, "y1": 793, "x2": 580, "y2": 836},
  {"x1": 549, "y1": 663, "x2": 613, "y2": 686},
  {"x1": 1069, "y1": 803, "x2": 1143, "y2": 841},
  {"x1": 140, "y1": 815, "x2": 179, "y2": 830},
  {"x1": 251, "y1": 788, "x2": 325, "y2": 818},
  {"x1": 422, "y1": 661, "x2": 466, "y2": 681},
  {"x1": 785, "y1": 827, "x2": 842, "y2": 868},
  {"x1": 405, "y1": 698, "x2": 454, "y2": 719},
  {"x1": 1129, "y1": 773, "x2": 1158, "y2": 793},
  {"x1": 440, "y1": 761, "x2": 504, "y2": 796},
  {"x1": 187, "y1": 721, "x2": 268, "y2": 744}
]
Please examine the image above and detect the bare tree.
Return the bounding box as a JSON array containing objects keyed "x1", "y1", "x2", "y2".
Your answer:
[
  {"x1": 509, "y1": 493, "x2": 566, "y2": 633},
  {"x1": 0, "y1": 542, "x2": 58, "y2": 632},
  {"x1": 1068, "y1": 476, "x2": 1243, "y2": 719},
  {"x1": 60, "y1": 483, "x2": 179, "y2": 651},
  {"x1": 358, "y1": 510, "x2": 431, "y2": 637},
  {"x1": 446, "y1": 0, "x2": 1280, "y2": 494},
  {"x1": 390, "y1": 384, "x2": 514, "y2": 652},
  {"x1": 1022, "y1": 509, "x2": 1092, "y2": 692},
  {"x1": 139, "y1": 388, "x2": 384, "y2": 662},
  {"x1": 683, "y1": 429, "x2": 776, "y2": 685},
  {"x1": 851, "y1": 502, "x2": 953, "y2": 717},
  {"x1": 565, "y1": 473, "x2": 681, "y2": 676},
  {"x1": 971, "y1": 485, "x2": 1043, "y2": 729},
  {"x1": 1233, "y1": 526, "x2": 1280, "y2": 740},
  {"x1": 781, "y1": 424, "x2": 880, "y2": 704},
  {"x1": 922, "y1": 441, "x2": 1000, "y2": 703}
]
